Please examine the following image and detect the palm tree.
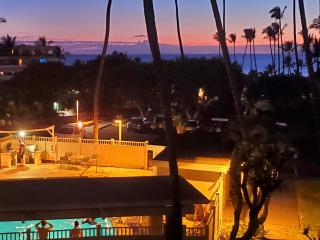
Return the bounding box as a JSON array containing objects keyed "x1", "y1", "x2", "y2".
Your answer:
[
  {"x1": 293, "y1": 0, "x2": 300, "y2": 75},
  {"x1": 213, "y1": 32, "x2": 221, "y2": 57},
  {"x1": 269, "y1": 6, "x2": 287, "y2": 74},
  {"x1": 262, "y1": 25, "x2": 276, "y2": 75},
  {"x1": 1, "y1": 34, "x2": 16, "y2": 55},
  {"x1": 143, "y1": 1, "x2": 182, "y2": 240},
  {"x1": 228, "y1": 33, "x2": 237, "y2": 62},
  {"x1": 209, "y1": 1, "x2": 246, "y2": 238},
  {"x1": 252, "y1": 28, "x2": 257, "y2": 71},
  {"x1": 53, "y1": 46, "x2": 69, "y2": 62},
  {"x1": 35, "y1": 36, "x2": 53, "y2": 47},
  {"x1": 283, "y1": 41, "x2": 293, "y2": 74},
  {"x1": 242, "y1": 28, "x2": 256, "y2": 71},
  {"x1": 298, "y1": 0, "x2": 320, "y2": 151},
  {"x1": 271, "y1": 22, "x2": 280, "y2": 74},
  {"x1": 93, "y1": 0, "x2": 113, "y2": 141},
  {"x1": 174, "y1": 0, "x2": 184, "y2": 58},
  {"x1": 241, "y1": 29, "x2": 250, "y2": 68}
]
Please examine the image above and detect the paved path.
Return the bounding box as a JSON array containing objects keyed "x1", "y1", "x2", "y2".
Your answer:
[{"x1": 223, "y1": 177, "x2": 308, "y2": 239}]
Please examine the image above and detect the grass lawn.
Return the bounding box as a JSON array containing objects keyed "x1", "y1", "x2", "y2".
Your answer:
[{"x1": 296, "y1": 178, "x2": 320, "y2": 234}]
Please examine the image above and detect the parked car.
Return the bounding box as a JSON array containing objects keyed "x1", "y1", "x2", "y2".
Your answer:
[
  {"x1": 151, "y1": 115, "x2": 165, "y2": 131},
  {"x1": 185, "y1": 120, "x2": 200, "y2": 133},
  {"x1": 209, "y1": 118, "x2": 229, "y2": 133},
  {"x1": 126, "y1": 117, "x2": 151, "y2": 132},
  {"x1": 56, "y1": 123, "x2": 86, "y2": 138}
]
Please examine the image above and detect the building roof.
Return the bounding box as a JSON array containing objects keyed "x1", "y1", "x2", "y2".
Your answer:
[{"x1": 0, "y1": 176, "x2": 208, "y2": 221}]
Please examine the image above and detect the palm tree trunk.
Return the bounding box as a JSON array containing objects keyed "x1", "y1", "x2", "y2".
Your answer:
[
  {"x1": 175, "y1": 0, "x2": 184, "y2": 58},
  {"x1": 274, "y1": 38, "x2": 277, "y2": 74},
  {"x1": 277, "y1": 33, "x2": 281, "y2": 74},
  {"x1": 269, "y1": 39, "x2": 275, "y2": 75},
  {"x1": 293, "y1": 0, "x2": 300, "y2": 75},
  {"x1": 210, "y1": 3, "x2": 247, "y2": 239},
  {"x1": 93, "y1": 0, "x2": 112, "y2": 141},
  {"x1": 280, "y1": 19, "x2": 285, "y2": 74},
  {"x1": 298, "y1": 0, "x2": 320, "y2": 152},
  {"x1": 249, "y1": 42, "x2": 253, "y2": 71},
  {"x1": 253, "y1": 39, "x2": 257, "y2": 71},
  {"x1": 242, "y1": 42, "x2": 248, "y2": 68},
  {"x1": 143, "y1": 1, "x2": 182, "y2": 240},
  {"x1": 233, "y1": 42, "x2": 237, "y2": 62}
]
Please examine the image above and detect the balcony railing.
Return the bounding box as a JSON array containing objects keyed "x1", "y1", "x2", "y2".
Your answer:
[{"x1": 0, "y1": 226, "x2": 208, "y2": 240}]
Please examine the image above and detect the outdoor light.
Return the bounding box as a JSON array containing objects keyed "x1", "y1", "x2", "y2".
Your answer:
[
  {"x1": 115, "y1": 120, "x2": 122, "y2": 142},
  {"x1": 76, "y1": 100, "x2": 79, "y2": 123},
  {"x1": 77, "y1": 121, "x2": 83, "y2": 129},
  {"x1": 18, "y1": 131, "x2": 26, "y2": 137}
]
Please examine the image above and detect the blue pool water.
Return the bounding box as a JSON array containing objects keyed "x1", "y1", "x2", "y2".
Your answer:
[{"x1": 0, "y1": 218, "x2": 112, "y2": 233}]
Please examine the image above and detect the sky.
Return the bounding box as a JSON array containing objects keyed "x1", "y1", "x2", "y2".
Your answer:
[{"x1": 1, "y1": 0, "x2": 320, "y2": 53}]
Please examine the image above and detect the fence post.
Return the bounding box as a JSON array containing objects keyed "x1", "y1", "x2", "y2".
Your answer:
[
  {"x1": 144, "y1": 141, "x2": 149, "y2": 169},
  {"x1": 96, "y1": 224, "x2": 102, "y2": 237},
  {"x1": 78, "y1": 137, "x2": 82, "y2": 154},
  {"x1": 205, "y1": 224, "x2": 209, "y2": 240},
  {"x1": 182, "y1": 225, "x2": 187, "y2": 240},
  {"x1": 26, "y1": 228, "x2": 31, "y2": 240}
]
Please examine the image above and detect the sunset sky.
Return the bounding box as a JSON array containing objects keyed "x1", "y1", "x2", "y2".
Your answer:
[{"x1": 1, "y1": 0, "x2": 320, "y2": 50}]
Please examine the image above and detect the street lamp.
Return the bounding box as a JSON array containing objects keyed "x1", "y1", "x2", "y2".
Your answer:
[
  {"x1": 114, "y1": 120, "x2": 122, "y2": 142},
  {"x1": 76, "y1": 100, "x2": 79, "y2": 123}
]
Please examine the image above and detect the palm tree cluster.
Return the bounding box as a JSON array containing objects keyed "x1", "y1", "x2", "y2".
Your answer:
[{"x1": 0, "y1": 35, "x2": 68, "y2": 60}]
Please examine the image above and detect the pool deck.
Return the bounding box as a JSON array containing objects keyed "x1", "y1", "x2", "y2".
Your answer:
[{"x1": 0, "y1": 163, "x2": 153, "y2": 180}]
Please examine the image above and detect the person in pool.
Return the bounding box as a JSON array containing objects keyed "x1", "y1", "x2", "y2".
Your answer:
[
  {"x1": 82, "y1": 218, "x2": 96, "y2": 225},
  {"x1": 70, "y1": 221, "x2": 82, "y2": 238},
  {"x1": 35, "y1": 220, "x2": 53, "y2": 240}
]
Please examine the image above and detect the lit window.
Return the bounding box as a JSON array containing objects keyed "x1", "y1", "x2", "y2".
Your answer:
[{"x1": 39, "y1": 58, "x2": 47, "y2": 63}]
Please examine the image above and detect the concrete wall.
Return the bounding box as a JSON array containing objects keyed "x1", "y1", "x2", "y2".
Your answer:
[{"x1": 0, "y1": 136, "x2": 148, "y2": 169}]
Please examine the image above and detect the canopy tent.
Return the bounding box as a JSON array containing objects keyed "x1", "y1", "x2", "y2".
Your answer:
[
  {"x1": 0, "y1": 125, "x2": 55, "y2": 138},
  {"x1": 0, "y1": 176, "x2": 209, "y2": 221}
]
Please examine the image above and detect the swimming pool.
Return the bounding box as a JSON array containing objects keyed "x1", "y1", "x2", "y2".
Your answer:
[{"x1": 0, "y1": 217, "x2": 112, "y2": 233}]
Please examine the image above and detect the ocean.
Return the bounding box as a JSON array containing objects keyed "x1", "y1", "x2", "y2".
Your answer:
[{"x1": 65, "y1": 53, "x2": 307, "y2": 75}]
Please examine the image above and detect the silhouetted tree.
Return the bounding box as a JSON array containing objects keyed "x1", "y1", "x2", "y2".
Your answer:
[
  {"x1": 293, "y1": 0, "x2": 300, "y2": 75},
  {"x1": 263, "y1": 25, "x2": 276, "y2": 75},
  {"x1": 35, "y1": 36, "x2": 53, "y2": 47},
  {"x1": 1, "y1": 34, "x2": 16, "y2": 55},
  {"x1": 143, "y1": 1, "x2": 182, "y2": 240},
  {"x1": 298, "y1": 0, "x2": 320, "y2": 151},
  {"x1": 93, "y1": 0, "x2": 113, "y2": 140},
  {"x1": 174, "y1": 0, "x2": 184, "y2": 58},
  {"x1": 228, "y1": 33, "x2": 237, "y2": 62}
]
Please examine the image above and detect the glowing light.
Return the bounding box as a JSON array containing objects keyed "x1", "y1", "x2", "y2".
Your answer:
[
  {"x1": 198, "y1": 88, "x2": 205, "y2": 98},
  {"x1": 115, "y1": 120, "x2": 122, "y2": 141},
  {"x1": 77, "y1": 121, "x2": 83, "y2": 129},
  {"x1": 0, "y1": 72, "x2": 3, "y2": 75},
  {"x1": 18, "y1": 131, "x2": 26, "y2": 137},
  {"x1": 18, "y1": 59, "x2": 23, "y2": 65}
]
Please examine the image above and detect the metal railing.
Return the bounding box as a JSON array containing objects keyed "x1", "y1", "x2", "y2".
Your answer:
[{"x1": 0, "y1": 226, "x2": 207, "y2": 240}]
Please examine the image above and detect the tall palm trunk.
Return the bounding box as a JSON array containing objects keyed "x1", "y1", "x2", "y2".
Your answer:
[
  {"x1": 175, "y1": 0, "x2": 184, "y2": 58},
  {"x1": 209, "y1": 1, "x2": 246, "y2": 238},
  {"x1": 233, "y1": 41, "x2": 237, "y2": 62},
  {"x1": 249, "y1": 41, "x2": 253, "y2": 71},
  {"x1": 277, "y1": 32, "x2": 280, "y2": 74},
  {"x1": 242, "y1": 41, "x2": 248, "y2": 68},
  {"x1": 269, "y1": 38, "x2": 275, "y2": 75},
  {"x1": 253, "y1": 39, "x2": 257, "y2": 71},
  {"x1": 93, "y1": 0, "x2": 112, "y2": 141},
  {"x1": 298, "y1": 0, "x2": 320, "y2": 151},
  {"x1": 274, "y1": 38, "x2": 277, "y2": 74},
  {"x1": 143, "y1": 1, "x2": 182, "y2": 240},
  {"x1": 293, "y1": 0, "x2": 300, "y2": 75},
  {"x1": 280, "y1": 19, "x2": 285, "y2": 74}
]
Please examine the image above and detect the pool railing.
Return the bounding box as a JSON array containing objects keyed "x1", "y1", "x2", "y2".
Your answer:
[{"x1": 0, "y1": 225, "x2": 208, "y2": 240}]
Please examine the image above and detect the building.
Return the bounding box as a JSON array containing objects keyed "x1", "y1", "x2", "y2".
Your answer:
[{"x1": 0, "y1": 45, "x2": 61, "y2": 81}]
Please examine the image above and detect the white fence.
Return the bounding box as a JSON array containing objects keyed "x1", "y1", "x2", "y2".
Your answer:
[{"x1": 0, "y1": 135, "x2": 149, "y2": 169}]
